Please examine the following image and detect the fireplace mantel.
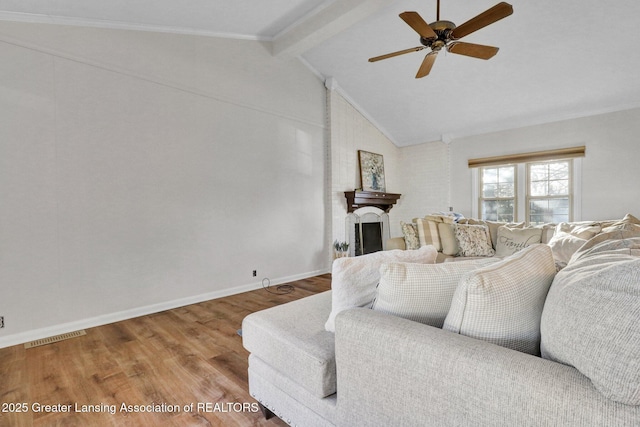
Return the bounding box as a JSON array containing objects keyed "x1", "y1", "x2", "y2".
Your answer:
[{"x1": 344, "y1": 191, "x2": 401, "y2": 213}]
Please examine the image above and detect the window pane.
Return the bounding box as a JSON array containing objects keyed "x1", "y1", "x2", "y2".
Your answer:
[
  {"x1": 483, "y1": 168, "x2": 498, "y2": 184},
  {"x1": 529, "y1": 161, "x2": 570, "y2": 197},
  {"x1": 549, "y1": 179, "x2": 569, "y2": 195},
  {"x1": 480, "y1": 165, "x2": 516, "y2": 221},
  {"x1": 530, "y1": 180, "x2": 547, "y2": 197},
  {"x1": 529, "y1": 164, "x2": 547, "y2": 182},
  {"x1": 483, "y1": 183, "x2": 497, "y2": 198},
  {"x1": 482, "y1": 199, "x2": 514, "y2": 222},
  {"x1": 529, "y1": 198, "x2": 569, "y2": 224},
  {"x1": 499, "y1": 166, "x2": 514, "y2": 183},
  {"x1": 496, "y1": 199, "x2": 514, "y2": 222},
  {"x1": 497, "y1": 183, "x2": 514, "y2": 197},
  {"x1": 482, "y1": 200, "x2": 498, "y2": 221},
  {"x1": 549, "y1": 162, "x2": 569, "y2": 177}
]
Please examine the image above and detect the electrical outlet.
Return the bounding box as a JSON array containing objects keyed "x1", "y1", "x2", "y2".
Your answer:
[
  {"x1": 252, "y1": 270, "x2": 257, "y2": 277},
  {"x1": 0, "y1": 316, "x2": 4, "y2": 328}
]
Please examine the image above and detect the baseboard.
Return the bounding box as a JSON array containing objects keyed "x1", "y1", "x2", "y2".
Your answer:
[{"x1": 0, "y1": 268, "x2": 330, "y2": 349}]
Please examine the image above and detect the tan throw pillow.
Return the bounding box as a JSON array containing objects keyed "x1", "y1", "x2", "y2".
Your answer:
[
  {"x1": 443, "y1": 244, "x2": 556, "y2": 355},
  {"x1": 325, "y1": 246, "x2": 438, "y2": 332},
  {"x1": 372, "y1": 259, "x2": 498, "y2": 327},
  {"x1": 414, "y1": 218, "x2": 441, "y2": 251},
  {"x1": 437, "y1": 222, "x2": 458, "y2": 256},
  {"x1": 454, "y1": 224, "x2": 495, "y2": 257},
  {"x1": 400, "y1": 221, "x2": 420, "y2": 250},
  {"x1": 494, "y1": 226, "x2": 543, "y2": 257}
]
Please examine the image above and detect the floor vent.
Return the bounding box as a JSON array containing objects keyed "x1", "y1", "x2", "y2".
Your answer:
[{"x1": 24, "y1": 330, "x2": 87, "y2": 349}]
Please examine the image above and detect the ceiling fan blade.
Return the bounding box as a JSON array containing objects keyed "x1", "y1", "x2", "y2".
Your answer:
[
  {"x1": 369, "y1": 46, "x2": 426, "y2": 62},
  {"x1": 416, "y1": 52, "x2": 437, "y2": 78},
  {"x1": 448, "y1": 42, "x2": 499, "y2": 60},
  {"x1": 399, "y1": 11, "x2": 437, "y2": 39},
  {"x1": 451, "y1": 2, "x2": 513, "y2": 40}
]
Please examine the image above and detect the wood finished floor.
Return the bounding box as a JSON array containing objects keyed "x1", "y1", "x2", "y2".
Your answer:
[{"x1": 0, "y1": 274, "x2": 331, "y2": 427}]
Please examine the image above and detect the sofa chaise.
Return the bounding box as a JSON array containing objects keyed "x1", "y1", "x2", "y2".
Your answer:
[{"x1": 242, "y1": 219, "x2": 640, "y2": 426}]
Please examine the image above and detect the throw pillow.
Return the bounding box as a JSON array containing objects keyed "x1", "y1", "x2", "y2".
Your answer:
[
  {"x1": 540, "y1": 237, "x2": 640, "y2": 405},
  {"x1": 556, "y1": 221, "x2": 602, "y2": 239},
  {"x1": 547, "y1": 231, "x2": 587, "y2": 270},
  {"x1": 601, "y1": 213, "x2": 640, "y2": 233},
  {"x1": 415, "y1": 218, "x2": 441, "y2": 251},
  {"x1": 536, "y1": 223, "x2": 557, "y2": 244},
  {"x1": 437, "y1": 223, "x2": 459, "y2": 256},
  {"x1": 494, "y1": 226, "x2": 543, "y2": 257},
  {"x1": 372, "y1": 259, "x2": 498, "y2": 327},
  {"x1": 400, "y1": 221, "x2": 420, "y2": 250},
  {"x1": 485, "y1": 221, "x2": 524, "y2": 249},
  {"x1": 443, "y1": 244, "x2": 556, "y2": 355},
  {"x1": 454, "y1": 223, "x2": 495, "y2": 257},
  {"x1": 324, "y1": 245, "x2": 437, "y2": 332}
]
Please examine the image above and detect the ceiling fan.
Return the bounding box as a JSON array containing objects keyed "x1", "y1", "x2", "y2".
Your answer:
[{"x1": 369, "y1": 1, "x2": 513, "y2": 78}]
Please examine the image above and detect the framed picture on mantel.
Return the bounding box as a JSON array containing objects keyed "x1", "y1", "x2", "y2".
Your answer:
[{"x1": 358, "y1": 150, "x2": 386, "y2": 192}]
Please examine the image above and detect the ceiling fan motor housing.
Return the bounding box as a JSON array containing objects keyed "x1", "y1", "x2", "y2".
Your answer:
[{"x1": 421, "y1": 20, "x2": 456, "y2": 49}]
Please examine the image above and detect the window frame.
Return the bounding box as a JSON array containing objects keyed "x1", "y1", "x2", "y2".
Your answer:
[{"x1": 472, "y1": 157, "x2": 581, "y2": 225}]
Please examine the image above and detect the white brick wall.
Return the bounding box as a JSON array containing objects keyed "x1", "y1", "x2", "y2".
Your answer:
[{"x1": 327, "y1": 88, "x2": 450, "y2": 244}]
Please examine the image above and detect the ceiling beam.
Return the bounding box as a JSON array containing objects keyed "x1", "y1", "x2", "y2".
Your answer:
[{"x1": 272, "y1": 0, "x2": 395, "y2": 58}]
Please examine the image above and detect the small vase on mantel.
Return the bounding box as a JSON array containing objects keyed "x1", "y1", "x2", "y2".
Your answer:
[{"x1": 333, "y1": 240, "x2": 350, "y2": 259}]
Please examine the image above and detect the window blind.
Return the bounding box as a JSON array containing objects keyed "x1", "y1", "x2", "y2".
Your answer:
[{"x1": 468, "y1": 146, "x2": 585, "y2": 168}]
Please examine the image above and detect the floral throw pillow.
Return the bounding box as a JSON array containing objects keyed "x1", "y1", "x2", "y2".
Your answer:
[
  {"x1": 454, "y1": 224, "x2": 495, "y2": 257},
  {"x1": 401, "y1": 221, "x2": 420, "y2": 250}
]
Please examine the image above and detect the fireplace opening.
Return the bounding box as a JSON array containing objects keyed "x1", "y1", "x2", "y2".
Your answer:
[
  {"x1": 354, "y1": 223, "x2": 383, "y2": 256},
  {"x1": 345, "y1": 207, "x2": 390, "y2": 257}
]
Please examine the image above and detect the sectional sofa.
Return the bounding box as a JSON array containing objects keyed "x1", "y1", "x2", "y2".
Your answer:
[{"x1": 242, "y1": 217, "x2": 640, "y2": 426}]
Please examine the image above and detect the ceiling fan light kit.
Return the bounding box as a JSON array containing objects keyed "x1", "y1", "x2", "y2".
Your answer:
[{"x1": 369, "y1": 1, "x2": 513, "y2": 78}]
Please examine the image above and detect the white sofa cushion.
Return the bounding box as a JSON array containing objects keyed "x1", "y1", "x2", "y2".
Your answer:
[
  {"x1": 443, "y1": 244, "x2": 556, "y2": 355},
  {"x1": 541, "y1": 235, "x2": 640, "y2": 405},
  {"x1": 372, "y1": 259, "x2": 498, "y2": 327},
  {"x1": 325, "y1": 246, "x2": 437, "y2": 332},
  {"x1": 242, "y1": 291, "x2": 337, "y2": 398}
]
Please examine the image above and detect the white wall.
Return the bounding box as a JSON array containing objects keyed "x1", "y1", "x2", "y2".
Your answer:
[
  {"x1": 0, "y1": 22, "x2": 328, "y2": 347},
  {"x1": 449, "y1": 108, "x2": 640, "y2": 221}
]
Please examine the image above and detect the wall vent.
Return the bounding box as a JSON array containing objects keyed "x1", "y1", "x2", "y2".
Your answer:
[{"x1": 24, "y1": 330, "x2": 86, "y2": 349}]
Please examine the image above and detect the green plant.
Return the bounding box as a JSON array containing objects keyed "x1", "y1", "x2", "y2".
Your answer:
[{"x1": 333, "y1": 240, "x2": 349, "y2": 252}]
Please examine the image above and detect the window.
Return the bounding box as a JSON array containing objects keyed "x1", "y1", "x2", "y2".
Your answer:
[
  {"x1": 527, "y1": 160, "x2": 571, "y2": 225},
  {"x1": 476, "y1": 158, "x2": 577, "y2": 225},
  {"x1": 480, "y1": 165, "x2": 516, "y2": 222}
]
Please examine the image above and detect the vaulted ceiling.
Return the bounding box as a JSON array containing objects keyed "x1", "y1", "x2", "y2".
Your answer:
[{"x1": 2, "y1": 0, "x2": 640, "y2": 146}]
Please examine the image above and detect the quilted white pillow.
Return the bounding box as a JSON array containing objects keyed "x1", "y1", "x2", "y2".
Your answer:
[
  {"x1": 372, "y1": 259, "x2": 498, "y2": 327},
  {"x1": 443, "y1": 244, "x2": 556, "y2": 355},
  {"x1": 325, "y1": 246, "x2": 437, "y2": 332}
]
